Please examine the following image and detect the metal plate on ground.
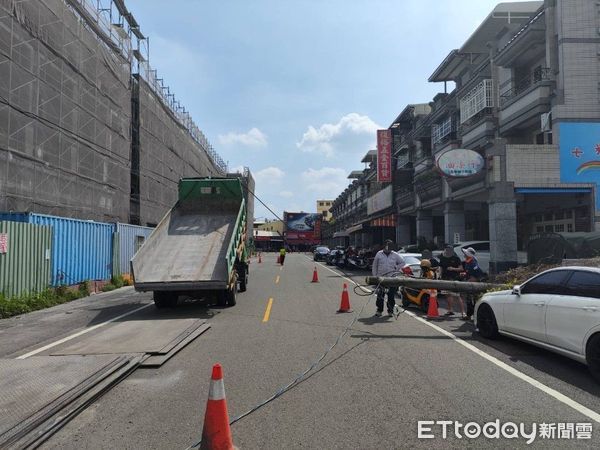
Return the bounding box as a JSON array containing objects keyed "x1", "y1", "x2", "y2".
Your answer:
[
  {"x1": 140, "y1": 323, "x2": 211, "y2": 367},
  {"x1": 49, "y1": 319, "x2": 207, "y2": 356},
  {"x1": 0, "y1": 354, "x2": 142, "y2": 448}
]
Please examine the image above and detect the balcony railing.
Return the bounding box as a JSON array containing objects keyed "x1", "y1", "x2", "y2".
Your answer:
[
  {"x1": 500, "y1": 67, "x2": 552, "y2": 106},
  {"x1": 432, "y1": 116, "x2": 456, "y2": 146},
  {"x1": 460, "y1": 79, "x2": 494, "y2": 124}
]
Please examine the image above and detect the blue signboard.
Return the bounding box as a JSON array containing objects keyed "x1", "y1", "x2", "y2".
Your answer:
[{"x1": 559, "y1": 122, "x2": 600, "y2": 209}]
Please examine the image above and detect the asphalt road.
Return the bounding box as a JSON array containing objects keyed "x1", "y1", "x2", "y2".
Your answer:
[{"x1": 5, "y1": 253, "x2": 599, "y2": 448}]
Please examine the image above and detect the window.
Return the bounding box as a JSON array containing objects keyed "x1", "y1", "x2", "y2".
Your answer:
[
  {"x1": 469, "y1": 242, "x2": 490, "y2": 252},
  {"x1": 564, "y1": 271, "x2": 600, "y2": 299},
  {"x1": 566, "y1": 210, "x2": 573, "y2": 219},
  {"x1": 567, "y1": 224, "x2": 573, "y2": 232},
  {"x1": 544, "y1": 213, "x2": 553, "y2": 221},
  {"x1": 134, "y1": 236, "x2": 145, "y2": 253},
  {"x1": 521, "y1": 270, "x2": 571, "y2": 295},
  {"x1": 536, "y1": 226, "x2": 544, "y2": 233},
  {"x1": 555, "y1": 224, "x2": 564, "y2": 232},
  {"x1": 545, "y1": 225, "x2": 553, "y2": 232}
]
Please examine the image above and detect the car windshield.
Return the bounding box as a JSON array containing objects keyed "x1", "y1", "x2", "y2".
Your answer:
[
  {"x1": 401, "y1": 256, "x2": 421, "y2": 265},
  {"x1": 316, "y1": 247, "x2": 329, "y2": 252}
]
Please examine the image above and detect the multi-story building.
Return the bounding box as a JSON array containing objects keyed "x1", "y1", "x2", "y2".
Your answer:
[
  {"x1": 327, "y1": 0, "x2": 600, "y2": 272},
  {"x1": 316, "y1": 200, "x2": 334, "y2": 221}
]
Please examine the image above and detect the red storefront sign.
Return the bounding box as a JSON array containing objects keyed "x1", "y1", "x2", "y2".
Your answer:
[{"x1": 377, "y1": 129, "x2": 392, "y2": 183}]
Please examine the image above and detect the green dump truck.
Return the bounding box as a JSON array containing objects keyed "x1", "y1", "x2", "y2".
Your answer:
[{"x1": 132, "y1": 177, "x2": 249, "y2": 308}]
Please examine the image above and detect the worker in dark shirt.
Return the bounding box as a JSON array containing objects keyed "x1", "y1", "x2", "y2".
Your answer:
[{"x1": 438, "y1": 244, "x2": 464, "y2": 317}]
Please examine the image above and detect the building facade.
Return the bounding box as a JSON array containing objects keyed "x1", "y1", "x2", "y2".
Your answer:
[
  {"x1": 316, "y1": 200, "x2": 333, "y2": 221},
  {"x1": 326, "y1": 0, "x2": 600, "y2": 272}
]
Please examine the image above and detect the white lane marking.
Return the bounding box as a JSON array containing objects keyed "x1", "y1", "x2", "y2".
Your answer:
[
  {"x1": 16, "y1": 303, "x2": 153, "y2": 359},
  {"x1": 303, "y1": 254, "x2": 600, "y2": 423}
]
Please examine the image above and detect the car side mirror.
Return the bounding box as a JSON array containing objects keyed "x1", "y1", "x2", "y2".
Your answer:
[{"x1": 512, "y1": 285, "x2": 521, "y2": 296}]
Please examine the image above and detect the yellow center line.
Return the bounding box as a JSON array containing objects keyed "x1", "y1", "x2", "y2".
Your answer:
[
  {"x1": 275, "y1": 275, "x2": 280, "y2": 284},
  {"x1": 262, "y1": 298, "x2": 274, "y2": 322}
]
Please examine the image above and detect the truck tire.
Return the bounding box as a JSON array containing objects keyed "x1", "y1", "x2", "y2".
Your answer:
[
  {"x1": 154, "y1": 291, "x2": 177, "y2": 308},
  {"x1": 238, "y1": 264, "x2": 248, "y2": 292},
  {"x1": 226, "y1": 285, "x2": 237, "y2": 306}
]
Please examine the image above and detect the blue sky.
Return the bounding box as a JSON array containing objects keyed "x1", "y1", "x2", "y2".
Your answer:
[{"x1": 127, "y1": 0, "x2": 533, "y2": 220}]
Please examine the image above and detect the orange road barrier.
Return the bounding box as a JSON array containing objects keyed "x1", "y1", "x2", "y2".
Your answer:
[
  {"x1": 201, "y1": 364, "x2": 235, "y2": 450},
  {"x1": 337, "y1": 283, "x2": 352, "y2": 313},
  {"x1": 311, "y1": 267, "x2": 319, "y2": 283},
  {"x1": 426, "y1": 289, "x2": 440, "y2": 319}
]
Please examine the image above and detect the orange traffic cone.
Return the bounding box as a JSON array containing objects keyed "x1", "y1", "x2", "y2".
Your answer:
[
  {"x1": 311, "y1": 267, "x2": 319, "y2": 283},
  {"x1": 201, "y1": 364, "x2": 234, "y2": 450},
  {"x1": 426, "y1": 289, "x2": 440, "y2": 319},
  {"x1": 337, "y1": 283, "x2": 352, "y2": 313},
  {"x1": 258, "y1": 253, "x2": 262, "y2": 263}
]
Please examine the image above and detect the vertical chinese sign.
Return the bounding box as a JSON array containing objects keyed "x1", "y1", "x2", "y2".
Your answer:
[{"x1": 377, "y1": 129, "x2": 392, "y2": 183}]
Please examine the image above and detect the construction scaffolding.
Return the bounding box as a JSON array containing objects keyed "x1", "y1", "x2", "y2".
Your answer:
[{"x1": 0, "y1": 0, "x2": 226, "y2": 225}]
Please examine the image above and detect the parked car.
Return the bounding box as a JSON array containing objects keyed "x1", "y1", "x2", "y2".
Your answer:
[
  {"x1": 475, "y1": 266, "x2": 600, "y2": 382},
  {"x1": 451, "y1": 241, "x2": 490, "y2": 274},
  {"x1": 313, "y1": 246, "x2": 330, "y2": 262},
  {"x1": 395, "y1": 253, "x2": 423, "y2": 278}
]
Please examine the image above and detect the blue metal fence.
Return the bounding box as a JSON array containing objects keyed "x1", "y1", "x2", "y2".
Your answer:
[
  {"x1": 114, "y1": 223, "x2": 154, "y2": 275},
  {"x1": 0, "y1": 212, "x2": 113, "y2": 286}
]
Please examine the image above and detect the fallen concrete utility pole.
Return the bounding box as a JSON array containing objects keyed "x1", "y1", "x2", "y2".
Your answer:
[{"x1": 364, "y1": 276, "x2": 507, "y2": 294}]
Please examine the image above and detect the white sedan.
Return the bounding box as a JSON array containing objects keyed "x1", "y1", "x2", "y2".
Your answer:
[{"x1": 475, "y1": 267, "x2": 600, "y2": 382}]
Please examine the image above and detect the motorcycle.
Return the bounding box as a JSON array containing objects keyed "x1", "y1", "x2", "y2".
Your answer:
[
  {"x1": 345, "y1": 253, "x2": 369, "y2": 270},
  {"x1": 327, "y1": 248, "x2": 345, "y2": 267}
]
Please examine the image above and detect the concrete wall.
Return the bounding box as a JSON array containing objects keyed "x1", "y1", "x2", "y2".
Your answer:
[
  {"x1": 552, "y1": 0, "x2": 600, "y2": 121},
  {"x1": 506, "y1": 144, "x2": 560, "y2": 185}
]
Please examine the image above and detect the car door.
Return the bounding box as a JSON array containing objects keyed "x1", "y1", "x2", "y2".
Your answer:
[
  {"x1": 503, "y1": 270, "x2": 571, "y2": 342},
  {"x1": 546, "y1": 270, "x2": 600, "y2": 355}
]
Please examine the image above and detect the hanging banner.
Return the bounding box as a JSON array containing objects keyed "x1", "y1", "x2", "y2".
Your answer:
[{"x1": 377, "y1": 129, "x2": 392, "y2": 183}]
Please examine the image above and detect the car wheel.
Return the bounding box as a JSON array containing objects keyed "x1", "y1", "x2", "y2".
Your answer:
[
  {"x1": 153, "y1": 291, "x2": 177, "y2": 308},
  {"x1": 477, "y1": 303, "x2": 499, "y2": 339},
  {"x1": 586, "y1": 334, "x2": 600, "y2": 383}
]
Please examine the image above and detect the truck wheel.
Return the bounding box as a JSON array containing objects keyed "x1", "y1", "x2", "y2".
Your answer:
[
  {"x1": 226, "y1": 286, "x2": 237, "y2": 307},
  {"x1": 238, "y1": 265, "x2": 248, "y2": 292},
  {"x1": 154, "y1": 291, "x2": 177, "y2": 308}
]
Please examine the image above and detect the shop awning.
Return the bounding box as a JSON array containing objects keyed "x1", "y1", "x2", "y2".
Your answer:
[
  {"x1": 346, "y1": 223, "x2": 365, "y2": 233},
  {"x1": 370, "y1": 214, "x2": 396, "y2": 227},
  {"x1": 333, "y1": 231, "x2": 350, "y2": 238},
  {"x1": 515, "y1": 188, "x2": 592, "y2": 194}
]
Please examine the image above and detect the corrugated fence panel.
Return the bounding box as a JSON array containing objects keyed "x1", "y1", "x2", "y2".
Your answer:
[
  {"x1": 0, "y1": 221, "x2": 52, "y2": 298},
  {"x1": 0, "y1": 213, "x2": 113, "y2": 285},
  {"x1": 115, "y1": 223, "x2": 154, "y2": 275}
]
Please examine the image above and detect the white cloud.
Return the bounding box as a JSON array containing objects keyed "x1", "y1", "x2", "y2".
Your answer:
[
  {"x1": 254, "y1": 166, "x2": 285, "y2": 185},
  {"x1": 296, "y1": 113, "x2": 381, "y2": 157},
  {"x1": 300, "y1": 167, "x2": 348, "y2": 199},
  {"x1": 279, "y1": 191, "x2": 293, "y2": 198},
  {"x1": 218, "y1": 127, "x2": 268, "y2": 148}
]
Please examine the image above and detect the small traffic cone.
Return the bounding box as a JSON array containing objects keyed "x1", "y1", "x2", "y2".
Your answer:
[
  {"x1": 311, "y1": 267, "x2": 319, "y2": 283},
  {"x1": 201, "y1": 364, "x2": 234, "y2": 450},
  {"x1": 337, "y1": 283, "x2": 352, "y2": 313},
  {"x1": 426, "y1": 289, "x2": 440, "y2": 319},
  {"x1": 258, "y1": 253, "x2": 262, "y2": 263}
]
